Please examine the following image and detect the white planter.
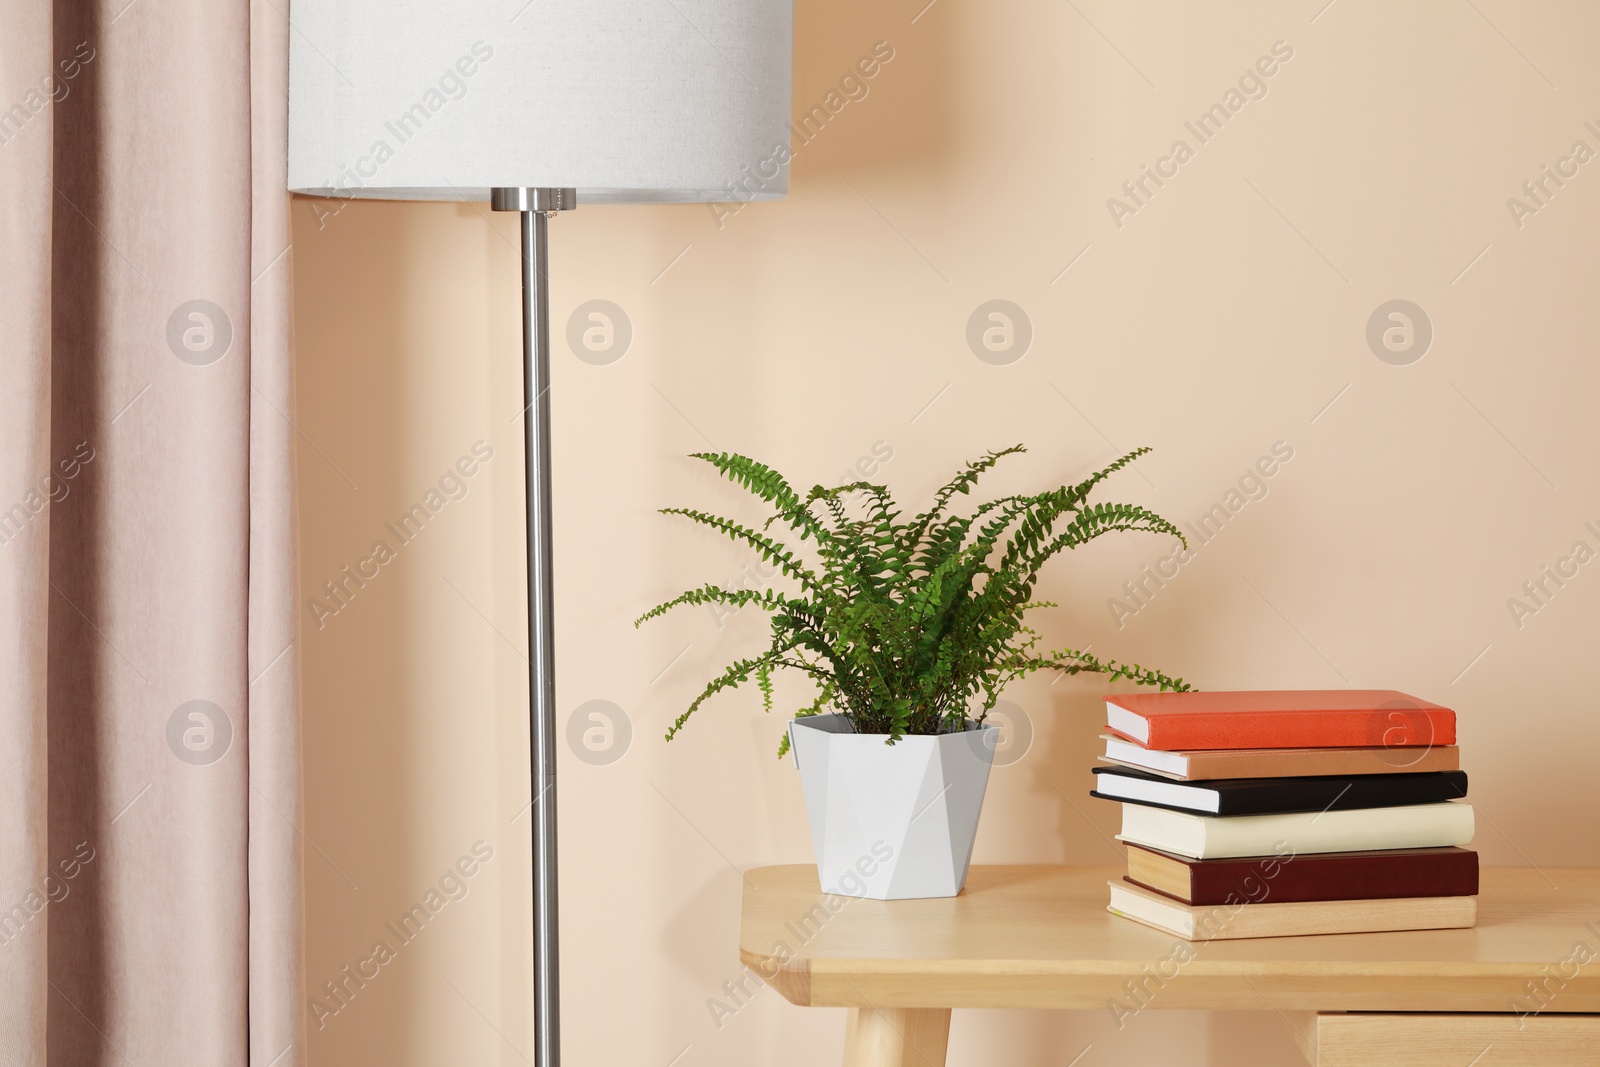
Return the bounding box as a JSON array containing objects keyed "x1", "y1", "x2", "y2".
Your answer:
[{"x1": 788, "y1": 713, "x2": 997, "y2": 900}]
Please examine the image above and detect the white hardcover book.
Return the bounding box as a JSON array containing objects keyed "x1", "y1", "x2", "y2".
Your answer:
[
  {"x1": 1117, "y1": 801, "x2": 1475, "y2": 860},
  {"x1": 1103, "y1": 734, "x2": 1189, "y2": 776}
]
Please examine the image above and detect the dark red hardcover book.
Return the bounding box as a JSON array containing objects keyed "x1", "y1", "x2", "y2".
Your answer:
[{"x1": 1124, "y1": 843, "x2": 1479, "y2": 906}]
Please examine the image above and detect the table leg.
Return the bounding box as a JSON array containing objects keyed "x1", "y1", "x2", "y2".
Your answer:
[{"x1": 843, "y1": 1007, "x2": 951, "y2": 1067}]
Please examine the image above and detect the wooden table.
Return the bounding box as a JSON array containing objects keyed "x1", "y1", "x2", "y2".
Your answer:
[{"x1": 739, "y1": 865, "x2": 1600, "y2": 1066}]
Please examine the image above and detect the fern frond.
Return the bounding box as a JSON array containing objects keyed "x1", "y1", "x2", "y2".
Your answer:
[
  {"x1": 690, "y1": 451, "x2": 803, "y2": 513},
  {"x1": 1040, "y1": 646, "x2": 1191, "y2": 692},
  {"x1": 756, "y1": 660, "x2": 774, "y2": 713},
  {"x1": 907, "y1": 445, "x2": 1026, "y2": 549},
  {"x1": 659, "y1": 507, "x2": 820, "y2": 591},
  {"x1": 633, "y1": 584, "x2": 815, "y2": 627},
  {"x1": 665, "y1": 646, "x2": 795, "y2": 740}
]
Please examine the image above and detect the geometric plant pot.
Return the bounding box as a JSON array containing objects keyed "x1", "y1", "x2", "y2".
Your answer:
[{"x1": 788, "y1": 713, "x2": 998, "y2": 900}]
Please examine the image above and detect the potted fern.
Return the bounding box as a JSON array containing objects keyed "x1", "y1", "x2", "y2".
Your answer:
[{"x1": 637, "y1": 446, "x2": 1189, "y2": 899}]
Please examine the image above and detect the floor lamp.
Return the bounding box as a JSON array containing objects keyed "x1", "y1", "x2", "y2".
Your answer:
[{"x1": 287, "y1": 5, "x2": 792, "y2": 1063}]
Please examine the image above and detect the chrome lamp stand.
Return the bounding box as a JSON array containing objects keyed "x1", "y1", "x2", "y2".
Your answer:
[{"x1": 490, "y1": 186, "x2": 576, "y2": 1067}]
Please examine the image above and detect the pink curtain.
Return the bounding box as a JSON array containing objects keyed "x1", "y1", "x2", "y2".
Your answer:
[{"x1": 0, "y1": 2, "x2": 303, "y2": 1063}]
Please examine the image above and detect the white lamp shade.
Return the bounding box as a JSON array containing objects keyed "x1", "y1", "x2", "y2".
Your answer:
[{"x1": 288, "y1": 0, "x2": 793, "y2": 203}]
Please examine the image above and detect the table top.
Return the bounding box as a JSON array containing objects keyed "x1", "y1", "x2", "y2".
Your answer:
[{"x1": 739, "y1": 865, "x2": 1600, "y2": 1012}]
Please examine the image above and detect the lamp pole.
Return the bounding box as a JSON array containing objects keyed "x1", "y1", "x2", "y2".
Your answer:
[{"x1": 491, "y1": 186, "x2": 576, "y2": 1067}]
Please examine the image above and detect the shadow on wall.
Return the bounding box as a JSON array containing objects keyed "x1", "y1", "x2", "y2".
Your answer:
[
  {"x1": 1036, "y1": 685, "x2": 1128, "y2": 868},
  {"x1": 292, "y1": 197, "x2": 423, "y2": 1065},
  {"x1": 789, "y1": 0, "x2": 955, "y2": 180}
]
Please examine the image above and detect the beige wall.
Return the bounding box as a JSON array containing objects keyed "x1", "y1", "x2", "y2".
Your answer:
[{"x1": 291, "y1": 1, "x2": 1600, "y2": 1063}]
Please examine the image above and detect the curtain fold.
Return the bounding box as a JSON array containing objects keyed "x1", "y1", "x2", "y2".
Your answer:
[
  {"x1": 0, "y1": 1, "x2": 57, "y2": 1059},
  {"x1": 1, "y1": 2, "x2": 303, "y2": 1063}
]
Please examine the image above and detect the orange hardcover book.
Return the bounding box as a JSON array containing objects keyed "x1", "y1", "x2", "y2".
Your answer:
[{"x1": 1104, "y1": 690, "x2": 1455, "y2": 751}]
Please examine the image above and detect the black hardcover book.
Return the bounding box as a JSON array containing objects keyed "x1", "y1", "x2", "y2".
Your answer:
[{"x1": 1089, "y1": 764, "x2": 1469, "y2": 816}]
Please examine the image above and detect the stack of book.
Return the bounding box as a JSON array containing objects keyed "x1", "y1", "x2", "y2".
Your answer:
[{"x1": 1093, "y1": 689, "x2": 1478, "y2": 941}]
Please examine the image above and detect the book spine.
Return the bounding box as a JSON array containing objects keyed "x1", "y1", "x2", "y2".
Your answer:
[
  {"x1": 1189, "y1": 894, "x2": 1477, "y2": 941},
  {"x1": 1187, "y1": 849, "x2": 1479, "y2": 905},
  {"x1": 1200, "y1": 802, "x2": 1474, "y2": 858},
  {"x1": 1212, "y1": 770, "x2": 1469, "y2": 816},
  {"x1": 1183, "y1": 746, "x2": 1460, "y2": 779},
  {"x1": 1149, "y1": 708, "x2": 1456, "y2": 750}
]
